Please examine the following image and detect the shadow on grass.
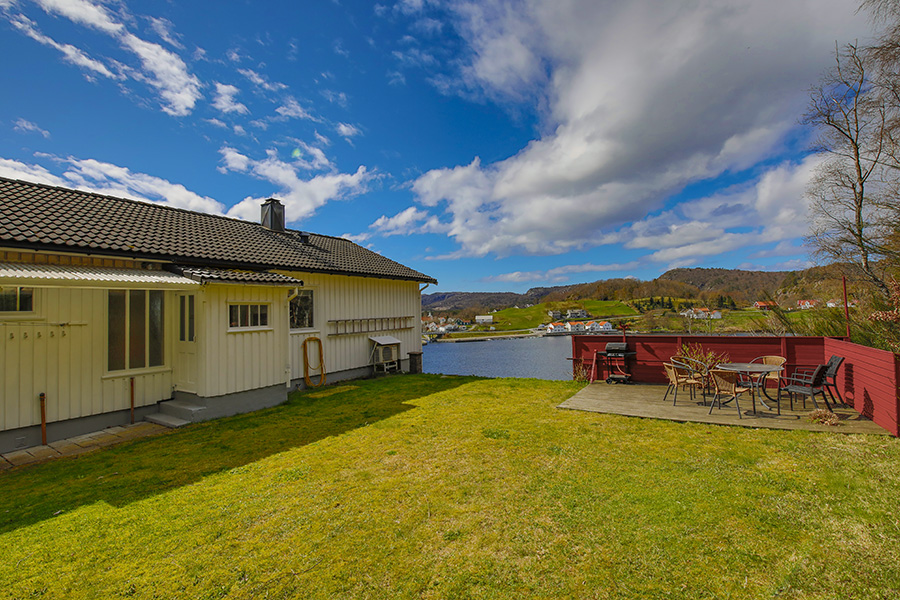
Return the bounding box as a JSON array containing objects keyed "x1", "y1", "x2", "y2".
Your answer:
[{"x1": 0, "y1": 374, "x2": 470, "y2": 534}]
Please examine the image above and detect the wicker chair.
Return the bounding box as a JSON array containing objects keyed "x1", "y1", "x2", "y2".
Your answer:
[
  {"x1": 663, "y1": 362, "x2": 704, "y2": 406},
  {"x1": 709, "y1": 369, "x2": 752, "y2": 419},
  {"x1": 670, "y1": 355, "x2": 710, "y2": 399}
]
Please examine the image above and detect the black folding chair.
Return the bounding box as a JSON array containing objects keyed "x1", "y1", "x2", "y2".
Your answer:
[{"x1": 782, "y1": 364, "x2": 832, "y2": 412}]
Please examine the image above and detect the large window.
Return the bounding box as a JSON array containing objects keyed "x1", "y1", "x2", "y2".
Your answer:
[
  {"x1": 290, "y1": 290, "x2": 314, "y2": 329},
  {"x1": 228, "y1": 303, "x2": 269, "y2": 329},
  {"x1": 108, "y1": 290, "x2": 165, "y2": 371},
  {"x1": 0, "y1": 287, "x2": 33, "y2": 312}
]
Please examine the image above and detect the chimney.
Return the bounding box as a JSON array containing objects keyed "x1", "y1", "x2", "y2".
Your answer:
[
  {"x1": 261, "y1": 198, "x2": 285, "y2": 232},
  {"x1": 297, "y1": 231, "x2": 310, "y2": 244}
]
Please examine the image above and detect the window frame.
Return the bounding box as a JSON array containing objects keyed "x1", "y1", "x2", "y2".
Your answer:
[
  {"x1": 107, "y1": 289, "x2": 166, "y2": 373},
  {"x1": 289, "y1": 288, "x2": 316, "y2": 331},
  {"x1": 0, "y1": 286, "x2": 36, "y2": 315},
  {"x1": 227, "y1": 302, "x2": 272, "y2": 332}
]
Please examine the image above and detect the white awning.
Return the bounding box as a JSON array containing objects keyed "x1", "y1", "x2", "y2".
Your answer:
[
  {"x1": 0, "y1": 263, "x2": 200, "y2": 289},
  {"x1": 369, "y1": 335, "x2": 402, "y2": 346}
]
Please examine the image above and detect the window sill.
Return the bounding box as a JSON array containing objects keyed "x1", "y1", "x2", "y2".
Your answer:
[
  {"x1": 227, "y1": 326, "x2": 274, "y2": 333},
  {"x1": 289, "y1": 328, "x2": 320, "y2": 335},
  {"x1": 103, "y1": 366, "x2": 172, "y2": 380}
]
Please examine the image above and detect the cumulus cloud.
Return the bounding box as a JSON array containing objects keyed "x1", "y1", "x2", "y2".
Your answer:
[
  {"x1": 6, "y1": 0, "x2": 202, "y2": 115},
  {"x1": 218, "y1": 147, "x2": 372, "y2": 222},
  {"x1": 376, "y1": 0, "x2": 867, "y2": 265},
  {"x1": 336, "y1": 122, "x2": 361, "y2": 140},
  {"x1": 212, "y1": 83, "x2": 249, "y2": 115}
]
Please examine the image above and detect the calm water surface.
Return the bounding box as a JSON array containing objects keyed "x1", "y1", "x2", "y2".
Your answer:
[{"x1": 423, "y1": 335, "x2": 573, "y2": 380}]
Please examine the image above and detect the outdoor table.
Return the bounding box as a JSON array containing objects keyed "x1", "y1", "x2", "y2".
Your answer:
[{"x1": 716, "y1": 362, "x2": 784, "y2": 414}]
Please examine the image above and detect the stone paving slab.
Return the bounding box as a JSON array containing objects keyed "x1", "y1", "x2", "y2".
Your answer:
[
  {"x1": 0, "y1": 422, "x2": 168, "y2": 471},
  {"x1": 559, "y1": 382, "x2": 891, "y2": 435}
]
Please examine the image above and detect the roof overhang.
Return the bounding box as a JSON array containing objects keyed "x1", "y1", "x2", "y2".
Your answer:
[
  {"x1": 168, "y1": 265, "x2": 303, "y2": 286},
  {"x1": 0, "y1": 263, "x2": 199, "y2": 289}
]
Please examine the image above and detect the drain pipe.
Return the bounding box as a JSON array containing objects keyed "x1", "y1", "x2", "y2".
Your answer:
[
  {"x1": 39, "y1": 393, "x2": 47, "y2": 445},
  {"x1": 130, "y1": 377, "x2": 135, "y2": 424}
]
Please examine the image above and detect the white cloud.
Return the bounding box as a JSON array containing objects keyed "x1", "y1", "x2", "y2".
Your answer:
[
  {"x1": 9, "y1": 14, "x2": 118, "y2": 79},
  {"x1": 13, "y1": 118, "x2": 50, "y2": 138},
  {"x1": 0, "y1": 155, "x2": 225, "y2": 214},
  {"x1": 147, "y1": 17, "x2": 183, "y2": 49},
  {"x1": 336, "y1": 122, "x2": 361, "y2": 139},
  {"x1": 212, "y1": 82, "x2": 249, "y2": 115},
  {"x1": 10, "y1": 0, "x2": 202, "y2": 115},
  {"x1": 219, "y1": 148, "x2": 372, "y2": 222},
  {"x1": 485, "y1": 261, "x2": 641, "y2": 284},
  {"x1": 276, "y1": 97, "x2": 315, "y2": 120},
  {"x1": 385, "y1": 0, "x2": 867, "y2": 263},
  {"x1": 238, "y1": 68, "x2": 287, "y2": 93}
]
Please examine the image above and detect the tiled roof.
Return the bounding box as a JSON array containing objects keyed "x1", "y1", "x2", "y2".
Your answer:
[
  {"x1": 0, "y1": 177, "x2": 436, "y2": 284},
  {"x1": 168, "y1": 265, "x2": 303, "y2": 286}
]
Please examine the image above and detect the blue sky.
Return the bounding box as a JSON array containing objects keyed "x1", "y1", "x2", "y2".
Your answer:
[{"x1": 0, "y1": 0, "x2": 873, "y2": 293}]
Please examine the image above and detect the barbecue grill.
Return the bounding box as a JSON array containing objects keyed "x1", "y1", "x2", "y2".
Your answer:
[{"x1": 594, "y1": 342, "x2": 636, "y2": 383}]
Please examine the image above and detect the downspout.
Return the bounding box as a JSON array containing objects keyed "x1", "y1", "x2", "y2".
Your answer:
[{"x1": 286, "y1": 286, "x2": 301, "y2": 388}]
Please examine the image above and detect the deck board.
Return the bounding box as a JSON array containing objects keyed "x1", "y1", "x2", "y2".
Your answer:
[{"x1": 558, "y1": 382, "x2": 890, "y2": 435}]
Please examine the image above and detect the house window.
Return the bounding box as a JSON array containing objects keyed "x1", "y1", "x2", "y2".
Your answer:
[
  {"x1": 228, "y1": 303, "x2": 269, "y2": 328},
  {"x1": 0, "y1": 287, "x2": 33, "y2": 312},
  {"x1": 108, "y1": 290, "x2": 165, "y2": 371},
  {"x1": 290, "y1": 290, "x2": 314, "y2": 329}
]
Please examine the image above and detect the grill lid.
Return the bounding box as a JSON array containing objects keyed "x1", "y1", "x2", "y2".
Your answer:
[{"x1": 605, "y1": 342, "x2": 628, "y2": 353}]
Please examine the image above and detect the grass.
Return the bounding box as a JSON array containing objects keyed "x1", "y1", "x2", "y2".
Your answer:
[
  {"x1": 2, "y1": 375, "x2": 900, "y2": 598},
  {"x1": 487, "y1": 301, "x2": 637, "y2": 330}
]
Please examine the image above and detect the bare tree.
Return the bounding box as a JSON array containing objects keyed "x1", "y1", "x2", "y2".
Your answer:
[{"x1": 803, "y1": 43, "x2": 895, "y2": 297}]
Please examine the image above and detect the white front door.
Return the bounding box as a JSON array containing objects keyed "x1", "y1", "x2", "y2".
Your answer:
[{"x1": 174, "y1": 293, "x2": 198, "y2": 393}]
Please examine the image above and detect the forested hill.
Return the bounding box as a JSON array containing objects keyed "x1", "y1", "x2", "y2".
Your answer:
[
  {"x1": 422, "y1": 266, "x2": 848, "y2": 314},
  {"x1": 657, "y1": 268, "x2": 790, "y2": 297}
]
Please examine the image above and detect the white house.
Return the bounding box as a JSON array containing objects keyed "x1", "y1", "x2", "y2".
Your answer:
[
  {"x1": 566, "y1": 309, "x2": 589, "y2": 319},
  {"x1": 0, "y1": 177, "x2": 436, "y2": 453},
  {"x1": 798, "y1": 299, "x2": 819, "y2": 309},
  {"x1": 680, "y1": 308, "x2": 722, "y2": 320},
  {"x1": 475, "y1": 315, "x2": 493, "y2": 324},
  {"x1": 585, "y1": 320, "x2": 614, "y2": 332},
  {"x1": 565, "y1": 321, "x2": 586, "y2": 333},
  {"x1": 546, "y1": 322, "x2": 566, "y2": 333}
]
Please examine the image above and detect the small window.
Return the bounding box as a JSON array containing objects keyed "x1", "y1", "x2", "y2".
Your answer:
[
  {"x1": 290, "y1": 290, "x2": 314, "y2": 329},
  {"x1": 229, "y1": 303, "x2": 269, "y2": 329},
  {"x1": 0, "y1": 287, "x2": 34, "y2": 312}
]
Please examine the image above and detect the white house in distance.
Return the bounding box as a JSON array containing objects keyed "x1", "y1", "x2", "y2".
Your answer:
[
  {"x1": 547, "y1": 322, "x2": 566, "y2": 333},
  {"x1": 680, "y1": 307, "x2": 722, "y2": 320},
  {"x1": 798, "y1": 299, "x2": 819, "y2": 309},
  {"x1": 585, "y1": 320, "x2": 614, "y2": 332},
  {"x1": 565, "y1": 321, "x2": 586, "y2": 333},
  {"x1": 475, "y1": 315, "x2": 493, "y2": 324},
  {"x1": 0, "y1": 177, "x2": 436, "y2": 453}
]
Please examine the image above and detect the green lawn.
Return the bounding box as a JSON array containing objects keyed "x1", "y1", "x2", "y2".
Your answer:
[
  {"x1": 2, "y1": 375, "x2": 899, "y2": 598},
  {"x1": 488, "y1": 300, "x2": 637, "y2": 330}
]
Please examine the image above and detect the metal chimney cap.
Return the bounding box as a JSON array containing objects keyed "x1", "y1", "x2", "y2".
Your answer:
[{"x1": 260, "y1": 198, "x2": 285, "y2": 232}]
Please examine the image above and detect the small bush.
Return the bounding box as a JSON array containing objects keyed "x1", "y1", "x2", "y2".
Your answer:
[{"x1": 808, "y1": 408, "x2": 840, "y2": 426}]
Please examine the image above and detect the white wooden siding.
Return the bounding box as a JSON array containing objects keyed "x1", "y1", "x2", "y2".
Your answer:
[
  {"x1": 1, "y1": 287, "x2": 174, "y2": 431},
  {"x1": 282, "y1": 273, "x2": 422, "y2": 379},
  {"x1": 196, "y1": 284, "x2": 289, "y2": 397}
]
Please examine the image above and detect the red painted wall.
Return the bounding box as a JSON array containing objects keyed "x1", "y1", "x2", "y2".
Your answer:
[
  {"x1": 824, "y1": 338, "x2": 900, "y2": 436},
  {"x1": 571, "y1": 334, "x2": 900, "y2": 436}
]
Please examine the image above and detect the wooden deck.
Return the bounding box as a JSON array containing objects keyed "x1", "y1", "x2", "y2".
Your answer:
[{"x1": 558, "y1": 382, "x2": 891, "y2": 435}]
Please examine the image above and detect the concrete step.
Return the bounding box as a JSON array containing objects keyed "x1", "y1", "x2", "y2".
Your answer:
[
  {"x1": 159, "y1": 399, "x2": 207, "y2": 422},
  {"x1": 144, "y1": 412, "x2": 191, "y2": 428}
]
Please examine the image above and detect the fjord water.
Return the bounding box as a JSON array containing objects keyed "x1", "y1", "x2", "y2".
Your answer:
[{"x1": 423, "y1": 335, "x2": 573, "y2": 380}]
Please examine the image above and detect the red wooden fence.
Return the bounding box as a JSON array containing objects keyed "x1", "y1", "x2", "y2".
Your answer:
[{"x1": 571, "y1": 334, "x2": 900, "y2": 436}]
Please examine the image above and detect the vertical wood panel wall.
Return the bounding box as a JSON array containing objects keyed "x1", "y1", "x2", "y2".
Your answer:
[
  {"x1": 197, "y1": 284, "x2": 289, "y2": 397},
  {"x1": 824, "y1": 338, "x2": 900, "y2": 436},
  {"x1": 283, "y1": 273, "x2": 422, "y2": 380},
  {"x1": 1, "y1": 287, "x2": 174, "y2": 431}
]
